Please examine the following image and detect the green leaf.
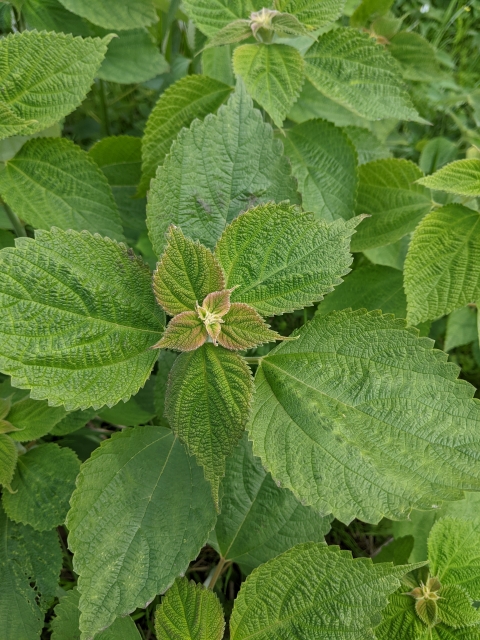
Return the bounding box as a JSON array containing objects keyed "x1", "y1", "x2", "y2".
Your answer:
[
  {"x1": 2, "y1": 443, "x2": 80, "y2": 531},
  {"x1": 7, "y1": 396, "x2": 67, "y2": 442},
  {"x1": 436, "y1": 584, "x2": 480, "y2": 628},
  {"x1": 429, "y1": 518, "x2": 480, "y2": 599},
  {"x1": 0, "y1": 505, "x2": 62, "y2": 639},
  {"x1": 205, "y1": 20, "x2": 252, "y2": 48},
  {"x1": 97, "y1": 376, "x2": 157, "y2": 426},
  {"x1": 315, "y1": 264, "x2": 407, "y2": 319},
  {"x1": 50, "y1": 408, "x2": 98, "y2": 436},
  {"x1": 58, "y1": 0, "x2": 158, "y2": 30},
  {"x1": 230, "y1": 542, "x2": 418, "y2": 639},
  {"x1": 284, "y1": 118, "x2": 358, "y2": 222},
  {"x1": 22, "y1": 0, "x2": 93, "y2": 35},
  {"x1": 373, "y1": 589, "x2": 425, "y2": 640},
  {"x1": 213, "y1": 433, "x2": 332, "y2": 573},
  {"x1": 372, "y1": 536, "x2": 414, "y2": 566},
  {"x1": 344, "y1": 126, "x2": 392, "y2": 165},
  {"x1": 181, "y1": 0, "x2": 263, "y2": 37},
  {"x1": 155, "y1": 578, "x2": 225, "y2": 640},
  {"x1": 165, "y1": 344, "x2": 253, "y2": 505},
  {"x1": 0, "y1": 434, "x2": 17, "y2": 488},
  {"x1": 350, "y1": 159, "x2": 431, "y2": 252},
  {"x1": 215, "y1": 202, "x2": 358, "y2": 316},
  {"x1": 217, "y1": 303, "x2": 285, "y2": 350},
  {"x1": 202, "y1": 46, "x2": 235, "y2": 85},
  {"x1": 419, "y1": 137, "x2": 458, "y2": 176},
  {"x1": 52, "y1": 589, "x2": 142, "y2": 640},
  {"x1": 305, "y1": 28, "x2": 422, "y2": 122},
  {"x1": 233, "y1": 43, "x2": 305, "y2": 128},
  {"x1": 350, "y1": 0, "x2": 393, "y2": 27},
  {"x1": 154, "y1": 311, "x2": 208, "y2": 352},
  {"x1": 249, "y1": 309, "x2": 480, "y2": 524},
  {"x1": 445, "y1": 307, "x2": 478, "y2": 352},
  {"x1": 139, "y1": 75, "x2": 232, "y2": 197},
  {"x1": 404, "y1": 205, "x2": 480, "y2": 325},
  {"x1": 0, "y1": 31, "x2": 111, "y2": 140},
  {"x1": 97, "y1": 29, "x2": 169, "y2": 84},
  {"x1": 0, "y1": 228, "x2": 164, "y2": 410},
  {"x1": 146, "y1": 81, "x2": 299, "y2": 254},
  {"x1": 154, "y1": 350, "x2": 177, "y2": 427},
  {"x1": 0, "y1": 138, "x2": 125, "y2": 241},
  {"x1": 388, "y1": 31, "x2": 441, "y2": 82},
  {"x1": 67, "y1": 426, "x2": 216, "y2": 640},
  {"x1": 275, "y1": 0, "x2": 346, "y2": 28},
  {"x1": 363, "y1": 235, "x2": 410, "y2": 271},
  {"x1": 153, "y1": 226, "x2": 225, "y2": 316},
  {"x1": 417, "y1": 159, "x2": 480, "y2": 197}
]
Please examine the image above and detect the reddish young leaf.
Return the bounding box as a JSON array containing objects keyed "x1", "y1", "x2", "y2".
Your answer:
[{"x1": 153, "y1": 311, "x2": 207, "y2": 352}]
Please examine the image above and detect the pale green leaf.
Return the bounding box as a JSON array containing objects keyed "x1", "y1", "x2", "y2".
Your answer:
[
  {"x1": 205, "y1": 20, "x2": 252, "y2": 48},
  {"x1": 404, "y1": 205, "x2": 480, "y2": 325},
  {"x1": 153, "y1": 226, "x2": 225, "y2": 316},
  {"x1": 351, "y1": 159, "x2": 431, "y2": 252},
  {"x1": 374, "y1": 590, "x2": 428, "y2": 640},
  {"x1": 165, "y1": 344, "x2": 253, "y2": 505},
  {"x1": 417, "y1": 159, "x2": 480, "y2": 197},
  {"x1": 431, "y1": 627, "x2": 480, "y2": 639},
  {"x1": 213, "y1": 433, "x2": 332, "y2": 573},
  {"x1": 139, "y1": 75, "x2": 232, "y2": 197},
  {"x1": 305, "y1": 28, "x2": 422, "y2": 122},
  {"x1": 155, "y1": 578, "x2": 225, "y2": 640},
  {"x1": 97, "y1": 29, "x2": 169, "y2": 84},
  {"x1": 419, "y1": 137, "x2": 458, "y2": 176},
  {"x1": 0, "y1": 228, "x2": 164, "y2": 410},
  {"x1": 249, "y1": 309, "x2": 480, "y2": 524},
  {"x1": 230, "y1": 542, "x2": 418, "y2": 639},
  {"x1": 284, "y1": 118, "x2": 358, "y2": 222},
  {"x1": 146, "y1": 81, "x2": 299, "y2": 254},
  {"x1": 275, "y1": 0, "x2": 346, "y2": 28},
  {"x1": 315, "y1": 264, "x2": 407, "y2": 319},
  {"x1": 2, "y1": 443, "x2": 80, "y2": 531},
  {"x1": 0, "y1": 31, "x2": 111, "y2": 140},
  {"x1": 0, "y1": 138, "x2": 125, "y2": 241},
  {"x1": 344, "y1": 126, "x2": 392, "y2": 165},
  {"x1": 389, "y1": 31, "x2": 441, "y2": 82},
  {"x1": 58, "y1": 0, "x2": 158, "y2": 30},
  {"x1": 7, "y1": 396, "x2": 67, "y2": 442},
  {"x1": 350, "y1": 0, "x2": 393, "y2": 27},
  {"x1": 50, "y1": 408, "x2": 97, "y2": 436},
  {"x1": 182, "y1": 0, "x2": 264, "y2": 37},
  {"x1": 67, "y1": 426, "x2": 216, "y2": 640},
  {"x1": 52, "y1": 589, "x2": 142, "y2": 640},
  {"x1": 445, "y1": 307, "x2": 478, "y2": 352},
  {"x1": 215, "y1": 202, "x2": 358, "y2": 316},
  {"x1": 0, "y1": 505, "x2": 62, "y2": 639},
  {"x1": 202, "y1": 46, "x2": 235, "y2": 85},
  {"x1": 22, "y1": 0, "x2": 93, "y2": 35},
  {"x1": 437, "y1": 584, "x2": 480, "y2": 628},
  {"x1": 0, "y1": 434, "x2": 17, "y2": 487},
  {"x1": 233, "y1": 43, "x2": 305, "y2": 128},
  {"x1": 217, "y1": 303, "x2": 285, "y2": 350},
  {"x1": 363, "y1": 235, "x2": 410, "y2": 271},
  {"x1": 154, "y1": 350, "x2": 177, "y2": 427}
]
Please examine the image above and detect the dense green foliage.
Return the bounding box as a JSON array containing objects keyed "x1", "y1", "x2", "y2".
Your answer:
[{"x1": 0, "y1": 1, "x2": 480, "y2": 639}]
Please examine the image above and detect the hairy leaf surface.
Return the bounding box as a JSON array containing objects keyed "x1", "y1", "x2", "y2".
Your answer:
[
  {"x1": 215, "y1": 202, "x2": 358, "y2": 316},
  {"x1": 0, "y1": 229, "x2": 164, "y2": 410},
  {"x1": 275, "y1": 0, "x2": 346, "y2": 27},
  {"x1": 0, "y1": 435, "x2": 17, "y2": 488},
  {"x1": 344, "y1": 126, "x2": 392, "y2": 165},
  {"x1": 2, "y1": 443, "x2": 80, "y2": 531},
  {"x1": 166, "y1": 344, "x2": 253, "y2": 505},
  {"x1": 305, "y1": 28, "x2": 421, "y2": 122},
  {"x1": 213, "y1": 434, "x2": 332, "y2": 573},
  {"x1": 230, "y1": 542, "x2": 417, "y2": 639},
  {"x1": 404, "y1": 205, "x2": 480, "y2": 325},
  {"x1": 67, "y1": 426, "x2": 216, "y2": 640},
  {"x1": 181, "y1": 0, "x2": 263, "y2": 36},
  {"x1": 417, "y1": 159, "x2": 480, "y2": 197},
  {"x1": 58, "y1": 0, "x2": 158, "y2": 30},
  {"x1": 155, "y1": 578, "x2": 225, "y2": 640},
  {"x1": 284, "y1": 118, "x2": 358, "y2": 222},
  {"x1": 147, "y1": 82, "x2": 299, "y2": 254},
  {"x1": 218, "y1": 303, "x2": 284, "y2": 350},
  {"x1": 351, "y1": 159, "x2": 431, "y2": 251},
  {"x1": 250, "y1": 309, "x2": 480, "y2": 524},
  {"x1": 0, "y1": 138, "x2": 125, "y2": 241},
  {"x1": 233, "y1": 43, "x2": 305, "y2": 128},
  {"x1": 0, "y1": 31, "x2": 110, "y2": 140}
]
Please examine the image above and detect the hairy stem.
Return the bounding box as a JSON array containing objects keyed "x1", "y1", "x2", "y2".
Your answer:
[{"x1": 244, "y1": 356, "x2": 262, "y2": 364}]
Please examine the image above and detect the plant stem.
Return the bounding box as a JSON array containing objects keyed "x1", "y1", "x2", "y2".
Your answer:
[
  {"x1": 3, "y1": 202, "x2": 26, "y2": 237},
  {"x1": 99, "y1": 80, "x2": 111, "y2": 136},
  {"x1": 244, "y1": 356, "x2": 262, "y2": 364},
  {"x1": 208, "y1": 557, "x2": 226, "y2": 591}
]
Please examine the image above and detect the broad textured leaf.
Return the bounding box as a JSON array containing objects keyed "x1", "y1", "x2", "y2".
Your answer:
[
  {"x1": 0, "y1": 31, "x2": 111, "y2": 140},
  {"x1": 249, "y1": 309, "x2": 480, "y2": 524},
  {"x1": 139, "y1": 76, "x2": 232, "y2": 196},
  {"x1": 374, "y1": 590, "x2": 430, "y2": 640},
  {"x1": 181, "y1": 0, "x2": 264, "y2": 36},
  {"x1": 417, "y1": 159, "x2": 480, "y2": 197},
  {"x1": 445, "y1": 307, "x2": 478, "y2": 352},
  {"x1": 213, "y1": 433, "x2": 332, "y2": 573},
  {"x1": 206, "y1": 20, "x2": 252, "y2": 48},
  {"x1": 0, "y1": 228, "x2": 164, "y2": 410},
  {"x1": 218, "y1": 303, "x2": 285, "y2": 350},
  {"x1": 0, "y1": 434, "x2": 17, "y2": 487},
  {"x1": 230, "y1": 542, "x2": 418, "y2": 639},
  {"x1": 305, "y1": 28, "x2": 421, "y2": 122},
  {"x1": 389, "y1": 31, "x2": 441, "y2": 82},
  {"x1": 316, "y1": 264, "x2": 407, "y2": 319},
  {"x1": 88, "y1": 136, "x2": 147, "y2": 243},
  {"x1": 437, "y1": 584, "x2": 480, "y2": 628},
  {"x1": 155, "y1": 578, "x2": 225, "y2": 640},
  {"x1": 58, "y1": 0, "x2": 158, "y2": 30},
  {"x1": 22, "y1": 0, "x2": 93, "y2": 35},
  {"x1": 275, "y1": 0, "x2": 346, "y2": 28},
  {"x1": 0, "y1": 504, "x2": 61, "y2": 640},
  {"x1": 233, "y1": 43, "x2": 305, "y2": 128},
  {"x1": 51, "y1": 589, "x2": 142, "y2": 640},
  {"x1": 404, "y1": 205, "x2": 480, "y2": 325},
  {"x1": 344, "y1": 126, "x2": 392, "y2": 165},
  {"x1": 0, "y1": 138, "x2": 125, "y2": 241},
  {"x1": 147, "y1": 82, "x2": 299, "y2": 254},
  {"x1": 165, "y1": 344, "x2": 253, "y2": 505},
  {"x1": 154, "y1": 311, "x2": 208, "y2": 352},
  {"x1": 153, "y1": 226, "x2": 225, "y2": 316},
  {"x1": 215, "y1": 202, "x2": 358, "y2": 316},
  {"x1": 51, "y1": 408, "x2": 97, "y2": 436},
  {"x1": 67, "y1": 426, "x2": 216, "y2": 640},
  {"x1": 2, "y1": 443, "x2": 80, "y2": 531},
  {"x1": 351, "y1": 159, "x2": 431, "y2": 252},
  {"x1": 98, "y1": 29, "x2": 168, "y2": 84},
  {"x1": 284, "y1": 118, "x2": 358, "y2": 222},
  {"x1": 7, "y1": 396, "x2": 66, "y2": 442},
  {"x1": 428, "y1": 518, "x2": 480, "y2": 599}
]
